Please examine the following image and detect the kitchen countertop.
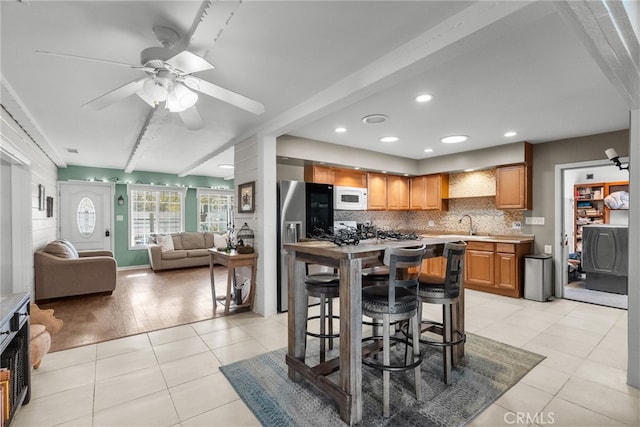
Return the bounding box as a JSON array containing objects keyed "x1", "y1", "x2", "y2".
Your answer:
[{"x1": 420, "y1": 233, "x2": 535, "y2": 244}]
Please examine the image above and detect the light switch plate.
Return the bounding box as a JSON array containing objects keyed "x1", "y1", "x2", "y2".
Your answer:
[
  {"x1": 428, "y1": 220, "x2": 435, "y2": 227},
  {"x1": 512, "y1": 221, "x2": 521, "y2": 229},
  {"x1": 525, "y1": 216, "x2": 545, "y2": 225},
  {"x1": 544, "y1": 245, "x2": 552, "y2": 254},
  {"x1": 116, "y1": 215, "x2": 124, "y2": 221}
]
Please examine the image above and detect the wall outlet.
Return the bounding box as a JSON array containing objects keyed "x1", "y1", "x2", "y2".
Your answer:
[
  {"x1": 544, "y1": 245, "x2": 552, "y2": 254},
  {"x1": 512, "y1": 221, "x2": 521, "y2": 229},
  {"x1": 428, "y1": 220, "x2": 435, "y2": 227},
  {"x1": 525, "y1": 216, "x2": 545, "y2": 225},
  {"x1": 116, "y1": 215, "x2": 124, "y2": 222}
]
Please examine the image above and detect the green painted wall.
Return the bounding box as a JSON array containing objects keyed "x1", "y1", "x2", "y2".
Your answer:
[{"x1": 58, "y1": 165, "x2": 233, "y2": 267}]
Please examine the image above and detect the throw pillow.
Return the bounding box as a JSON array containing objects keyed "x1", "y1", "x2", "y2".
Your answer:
[
  {"x1": 157, "y1": 234, "x2": 175, "y2": 253},
  {"x1": 42, "y1": 241, "x2": 77, "y2": 258},
  {"x1": 58, "y1": 239, "x2": 79, "y2": 258},
  {"x1": 214, "y1": 232, "x2": 228, "y2": 249}
]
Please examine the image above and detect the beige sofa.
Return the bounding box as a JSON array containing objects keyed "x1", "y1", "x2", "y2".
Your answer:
[
  {"x1": 147, "y1": 231, "x2": 228, "y2": 271},
  {"x1": 34, "y1": 240, "x2": 117, "y2": 301}
]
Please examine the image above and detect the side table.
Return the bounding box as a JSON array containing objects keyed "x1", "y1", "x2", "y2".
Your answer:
[{"x1": 208, "y1": 248, "x2": 258, "y2": 315}]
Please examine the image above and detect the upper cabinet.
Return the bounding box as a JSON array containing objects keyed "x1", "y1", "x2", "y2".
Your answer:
[
  {"x1": 387, "y1": 175, "x2": 410, "y2": 210},
  {"x1": 410, "y1": 173, "x2": 448, "y2": 210},
  {"x1": 495, "y1": 164, "x2": 531, "y2": 209},
  {"x1": 409, "y1": 176, "x2": 427, "y2": 209},
  {"x1": 304, "y1": 165, "x2": 366, "y2": 187},
  {"x1": 334, "y1": 168, "x2": 367, "y2": 188},
  {"x1": 367, "y1": 172, "x2": 388, "y2": 210},
  {"x1": 304, "y1": 165, "x2": 334, "y2": 184},
  {"x1": 495, "y1": 142, "x2": 532, "y2": 210},
  {"x1": 425, "y1": 173, "x2": 449, "y2": 210}
]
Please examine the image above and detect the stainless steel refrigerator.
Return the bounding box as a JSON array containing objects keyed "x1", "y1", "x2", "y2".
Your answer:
[{"x1": 277, "y1": 180, "x2": 334, "y2": 312}]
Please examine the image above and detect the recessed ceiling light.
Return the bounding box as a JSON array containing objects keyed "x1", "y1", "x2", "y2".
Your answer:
[
  {"x1": 441, "y1": 135, "x2": 468, "y2": 144},
  {"x1": 380, "y1": 136, "x2": 399, "y2": 143},
  {"x1": 362, "y1": 114, "x2": 388, "y2": 124},
  {"x1": 504, "y1": 131, "x2": 517, "y2": 137},
  {"x1": 218, "y1": 164, "x2": 234, "y2": 169},
  {"x1": 424, "y1": 148, "x2": 434, "y2": 153},
  {"x1": 335, "y1": 127, "x2": 347, "y2": 133},
  {"x1": 415, "y1": 94, "x2": 433, "y2": 103}
]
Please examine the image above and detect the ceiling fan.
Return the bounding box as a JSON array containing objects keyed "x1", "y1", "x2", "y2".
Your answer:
[{"x1": 36, "y1": 26, "x2": 264, "y2": 130}]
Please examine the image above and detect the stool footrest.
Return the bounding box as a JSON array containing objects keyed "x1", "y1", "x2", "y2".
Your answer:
[{"x1": 361, "y1": 335, "x2": 423, "y2": 372}]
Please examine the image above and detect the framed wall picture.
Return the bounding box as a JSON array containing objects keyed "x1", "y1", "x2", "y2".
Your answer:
[
  {"x1": 46, "y1": 196, "x2": 54, "y2": 217},
  {"x1": 238, "y1": 181, "x2": 255, "y2": 213},
  {"x1": 38, "y1": 184, "x2": 45, "y2": 211}
]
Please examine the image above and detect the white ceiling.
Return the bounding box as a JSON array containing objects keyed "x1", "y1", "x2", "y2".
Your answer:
[{"x1": 0, "y1": 1, "x2": 631, "y2": 178}]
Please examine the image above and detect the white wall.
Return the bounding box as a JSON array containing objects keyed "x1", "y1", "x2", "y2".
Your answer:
[{"x1": 1, "y1": 108, "x2": 58, "y2": 297}]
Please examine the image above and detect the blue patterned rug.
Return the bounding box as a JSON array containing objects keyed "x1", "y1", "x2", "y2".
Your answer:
[{"x1": 220, "y1": 333, "x2": 544, "y2": 426}]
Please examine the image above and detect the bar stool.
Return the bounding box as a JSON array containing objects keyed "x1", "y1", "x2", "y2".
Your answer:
[
  {"x1": 361, "y1": 245, "x2": 426, "y2": 417},
  {"x1": 305, "y1": 271, "x2": 340, "y2": 363},
  {"x1": 416, "y1": 241, "x2": 466, "y2": 385}
]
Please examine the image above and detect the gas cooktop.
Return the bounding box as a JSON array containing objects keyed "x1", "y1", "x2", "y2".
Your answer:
[{"x1": 311, "y1": 224, "x2": 419, "y2": 246}]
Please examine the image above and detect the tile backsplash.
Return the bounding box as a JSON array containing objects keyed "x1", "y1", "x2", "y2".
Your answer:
[{"x1": 335, "y1": 196, "x2": 524, "y2": 235}]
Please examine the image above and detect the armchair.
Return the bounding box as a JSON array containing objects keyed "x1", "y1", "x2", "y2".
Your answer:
[{"x1": 34, "y1": 240, "x2": 117, "y2": 301}]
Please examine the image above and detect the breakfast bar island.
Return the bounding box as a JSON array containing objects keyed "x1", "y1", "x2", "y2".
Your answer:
[{"x1": 284, "y1": 237, "x2": 457, "y2": 425}]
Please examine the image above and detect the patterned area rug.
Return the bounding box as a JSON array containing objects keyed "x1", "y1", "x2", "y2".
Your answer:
[{"x1": 220, "y1": 333, "x2": 545, "y2": 426}]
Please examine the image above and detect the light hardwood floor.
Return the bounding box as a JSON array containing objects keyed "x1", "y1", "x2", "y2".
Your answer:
[{"x1": 39, "y1": 265, "x2": 243, "y2": 352}]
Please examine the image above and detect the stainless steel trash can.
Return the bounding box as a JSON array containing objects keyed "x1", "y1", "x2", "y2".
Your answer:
[{"x1": 524, "y1": 254, "x2": 553, "y2": 302}]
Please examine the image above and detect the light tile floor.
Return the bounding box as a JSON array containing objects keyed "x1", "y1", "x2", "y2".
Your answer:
[{"x1": 13, "y1": 290, "x2": 639, "y2": 427}]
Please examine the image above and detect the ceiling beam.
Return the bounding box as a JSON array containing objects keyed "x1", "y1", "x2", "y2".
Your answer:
[
  {"x1": 124, "y1": 105, "x2": 168, "y2": 173},
  {"x1": 1, "y1": 76, "x2": 67, "y2": 167},
  {"x1": 554, "y1": 0, "x2": 640, "y2": 109}
]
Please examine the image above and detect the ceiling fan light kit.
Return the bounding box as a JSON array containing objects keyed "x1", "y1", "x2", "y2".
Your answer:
[{"x1": 37, "y1": 25, "x2": 264, "y2": 131}]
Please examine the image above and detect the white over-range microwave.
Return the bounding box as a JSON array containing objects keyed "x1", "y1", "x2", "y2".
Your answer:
[{"x1": 334, "y1": 186, "x2": 368, "y2": 210}]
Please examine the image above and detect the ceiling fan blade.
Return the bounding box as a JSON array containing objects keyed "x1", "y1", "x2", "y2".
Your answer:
[
  {"x1": 165, "y1": 50, "x2": 214, "y2": 74},
  {"x1": 178, "y1": 106, "x2": 204, "y2": 130},
  {"x1": 82, "y1": 77, "x2": 151, "y2": 110},
  {"x1": 183, "y1": 76, "x2": 265, "y2": 115},
  {"x1": 36, "y1": 50, "x2": 154, "y2": 72}
]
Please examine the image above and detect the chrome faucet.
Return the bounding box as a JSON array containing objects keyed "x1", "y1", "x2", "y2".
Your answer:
[{"x1": 459, "y1": 215, "x2": 474, "y2": 235}]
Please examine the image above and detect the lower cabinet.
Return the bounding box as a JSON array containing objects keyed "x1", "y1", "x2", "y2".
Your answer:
[
  {"x1": 420, "y1": 256, "x2": 447, "y2": 280},
  {"x1": 464, "y1": 240, "x2": 532, "y2": 298},
  {"x1": 464, "y1": 242, "x2": 495, "y2": 288}
]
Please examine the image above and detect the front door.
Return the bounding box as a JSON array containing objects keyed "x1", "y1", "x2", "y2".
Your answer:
[{"x1": 59, "y1": 182, "x2": 113, "y2": 251}]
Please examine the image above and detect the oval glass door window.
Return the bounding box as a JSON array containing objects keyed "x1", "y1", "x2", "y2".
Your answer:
[{"x1": 77, "y1": 197, "x2": 96, "y2": 237}]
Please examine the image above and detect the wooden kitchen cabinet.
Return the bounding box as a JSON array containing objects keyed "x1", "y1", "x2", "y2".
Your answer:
[
  {"x1": 304, "y1": 165, "x2": 366, "y2": 187},
  {"x1": 410, "y1": 173, "x2": 449, "y2": 210},
  {"x1": 420, "y1": 256, "x2": 447, "y2": 280},
  {"x1": 409, "y1": 176, "x2": 427, "y2": 209},
  {"x1": 464, "y1": 240, "x2": 532, "y2": 298},
  {"x1": 425, "y1": 173, "x2": 449, "y2": 210},
  {"x1": 464, "y1": 241, "x2": 495, "y2": 288},
  {"x1": 387, "y1": 175, "x2": 409, "y2": 210},
  {"x1": 304, "y1": 165, "x2": 334, "y2": 184},
  {"x1": 333, "y1": 168, "x2": 367, "y2": 188},
  {"x1": 495, "y1": 163, "x2": 532, "y2": 209},
  {"x1": 495, "y1": 243, "x2": 519, "y2": 294},
  {"x1": 367, "y1": 172, "x2": 387, "y2": 210}
]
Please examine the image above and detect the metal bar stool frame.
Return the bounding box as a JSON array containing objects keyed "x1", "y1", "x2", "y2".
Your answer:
[
  {"x1": 416, "y1": 241, "x2": 467, "y2": 385},
  {"x1": 305, "y1": 270, "x2": 340, "y2": 363},
  {"x1": 361, "y1": 245, "x2": 426, "y2": 418}
]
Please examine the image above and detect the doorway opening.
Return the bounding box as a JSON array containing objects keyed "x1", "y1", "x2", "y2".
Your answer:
[{"x1": 558, "y1": 161, "x2": 629, "y2": 309}]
